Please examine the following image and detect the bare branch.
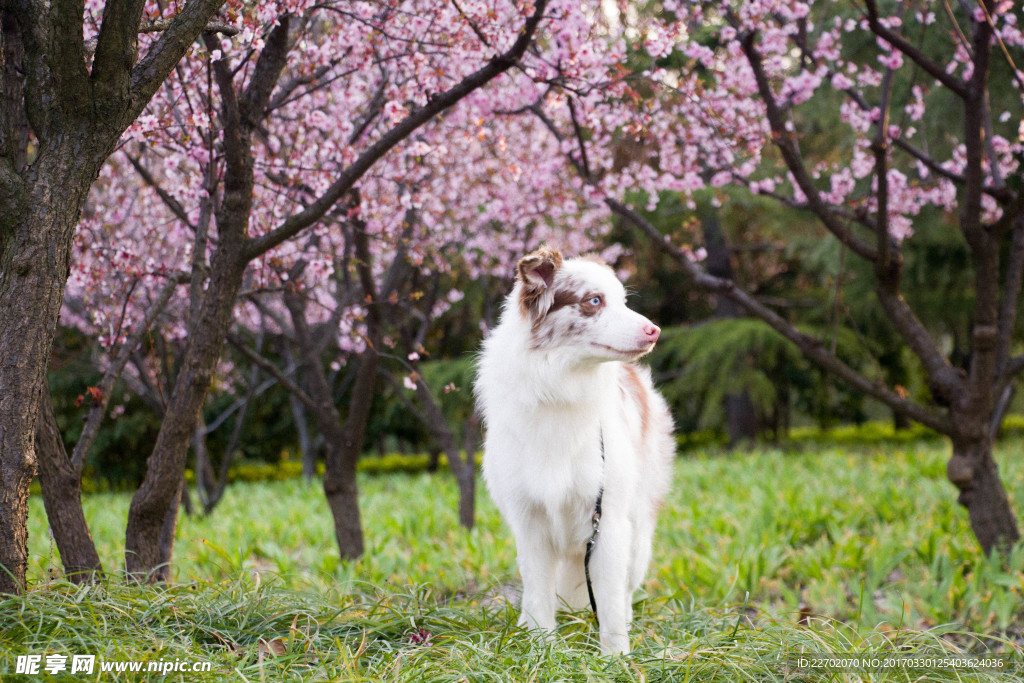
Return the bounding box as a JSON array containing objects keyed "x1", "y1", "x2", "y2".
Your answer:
[
  {"x1": 201, "y1": 373, "x2": 278, "y2": 434},
  {"x1": 348, "y1": 76, "x2": 388, "y2": 146},
  {"x1": 125, "y1": 351, "x2": 168, "y2": 414},
  {"x1": 266, "y1": 63, "x2": 336, "y2": 113},
  {"x1": 736, "y1": 24, "x2": 964, "y2": 400},
  {"x1": 226, "y1": 332, "x2": 317, "y2": 411},
  {"x1": 566, "y1": 97, "x2": 592, "y2": 180},
  {"x1": 125, "y1": 152, "x2": 196, "y2": 229}
]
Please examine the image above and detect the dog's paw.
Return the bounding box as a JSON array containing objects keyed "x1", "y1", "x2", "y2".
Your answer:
[{"x1": 599, "y1": 632, "x2": 630, "y2": 656}]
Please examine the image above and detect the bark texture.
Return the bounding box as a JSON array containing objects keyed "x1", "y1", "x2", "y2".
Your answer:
[
  {"x1": 0, "y1": 137, "x2": 97, "y2": 591},
  {"x1": 948, "y1": 437, "x2": 1019, "y2": 555},
  {"x1": 34, "y1": 389, "x2": 103, "y2": 583},
  {"x1": 123, "y1": 15, "x2": 285, "y2": 579},
  {"x1": 411, "y1": 379, "x2": 476, "y2": 529}
]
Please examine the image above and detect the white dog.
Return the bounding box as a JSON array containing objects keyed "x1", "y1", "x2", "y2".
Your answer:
[{"x1": 475, "y1": 246, "x2": 675, "y2": 654}]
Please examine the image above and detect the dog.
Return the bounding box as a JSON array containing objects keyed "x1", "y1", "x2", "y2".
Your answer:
[{"x1": 475, "y1": 246, "x2": 675, "y2": 654}]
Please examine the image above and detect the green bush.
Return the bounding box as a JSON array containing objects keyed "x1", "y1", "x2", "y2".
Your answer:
[{"x1": 650, "y1": 320, "x2": 877, "y2": 438}]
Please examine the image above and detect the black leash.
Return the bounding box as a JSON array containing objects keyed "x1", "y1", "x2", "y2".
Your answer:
[{"x1": 584, "y1": 429, "x2": 604, "y2": 624}]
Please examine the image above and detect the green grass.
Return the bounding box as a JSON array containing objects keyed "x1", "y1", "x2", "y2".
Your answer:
[{"x1": 6, "y1": 438, "x2": 1024, "y2": 680}]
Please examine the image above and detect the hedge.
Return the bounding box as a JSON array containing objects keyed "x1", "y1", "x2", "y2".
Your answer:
[{"x1": 33, "y1": 417, "x2": 1024, "y2": 493}]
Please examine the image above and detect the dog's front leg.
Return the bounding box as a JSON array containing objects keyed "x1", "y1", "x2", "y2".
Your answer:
[
  {"x1": 516, "y1": 532, "x2": 558, "y2": 634},
  {"x1": 591, "y1": 517, "x2": 631, "y2": 655}
]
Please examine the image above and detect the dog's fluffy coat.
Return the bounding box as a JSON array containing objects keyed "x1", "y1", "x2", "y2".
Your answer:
[{"x1": 475, "y1": 247, "x2": 675, "y2": 654}]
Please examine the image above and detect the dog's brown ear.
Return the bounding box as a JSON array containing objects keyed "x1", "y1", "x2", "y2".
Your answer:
[{"x1": 517, "y1": 247, "x2": 562, "y2": 318}]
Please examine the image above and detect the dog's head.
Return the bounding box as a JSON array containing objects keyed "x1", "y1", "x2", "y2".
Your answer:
[{"x1": 514, "y1": 246, "x2": 660, "y2": 361}]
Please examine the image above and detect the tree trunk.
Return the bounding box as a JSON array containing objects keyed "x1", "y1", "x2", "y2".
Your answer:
[
  {"x1": 302, "y1": 359, "x2": 367, "y2": 560},
  {"x1": 724, "y1": 394, "x2": 758, "y2": 448},
  {"x1": 0, "y1": 10, "x2": 33, "y2": 590},
  {"x1": 289, "y1": 391, "x2": 316, "y2": 480},
  {"x1": 427, "y1": 449, "x2": 441, "y2": 473},
  {"x1": 410, "y1": 379, "x2": 476, "y2": 529},
  {"x1": 0, "y1": 155, "x2": 96, "y2": 593},
  {"x1": 285, "y1": 286, "x2": 368, "y2": 560},
  {"x1": 702, "y1": 211, "x2": 759, "y2": 446},
  {"x1": 947, "y1": 436, "x2": 1020, "y2": 556},
  {"x1": 192, "y1": 421, "x2": 216, "y2": 509},
  {"x1": 124, "y1": 18, "x2": 292, "y2": 578},
  {"x1": 0, "y1": 0, "x2": 236, "y2": 593},
  {"x1": 457, "y1": 415, "x2": 480, "y2": 530},
  {"x1": 34, "y1": 388, "x2": 103, "y2": 583},
  {"x1": 123, "y1": 250, "x2": 248, "y2": 580},
  {"x1": 323, "y1": 454, "x2": 364, "y2": 560},
  {"x1": 892, "y1": 410, "x2": 911, "y2": 432},
  {"x1": 153, "y1": 478, "x2": 183, "y2": 582}
]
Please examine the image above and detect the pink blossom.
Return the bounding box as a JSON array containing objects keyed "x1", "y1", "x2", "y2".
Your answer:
[{"x1": 877, "y1": 51, "x2": 903, "y2": 71}]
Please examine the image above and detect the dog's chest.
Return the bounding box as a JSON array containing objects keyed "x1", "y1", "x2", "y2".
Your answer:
[{"x1": 514, "y1": 418, "x2": 604, "y2": 543}]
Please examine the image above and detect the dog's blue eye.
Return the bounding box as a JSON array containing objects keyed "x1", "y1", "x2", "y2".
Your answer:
[{"x1": 588, "y1": 296, "x2": 602, "y2": 306}]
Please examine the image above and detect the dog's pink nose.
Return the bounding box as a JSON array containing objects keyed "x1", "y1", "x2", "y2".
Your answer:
[{"x1": 644, "y1": 324, "x2": 660, "y2": 342}]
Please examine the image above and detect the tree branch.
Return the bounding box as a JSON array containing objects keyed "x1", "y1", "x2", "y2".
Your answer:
[
  {"x1": 226, "y1": 332, "x2": 317, "y2": 411},
  {"x1": 961, "y1": 7, "x2": 1002, "y2": 407},
  {"x1": 245, "y1": 0, "x2": 549, "y2": 260},
  {"x1": 0, "y1": 9, "x2": 29, "y2": 197},
  {"x1": 70, "y1": 272, "x2": 188, "y2": 472},
  {"x1": 871, "y1": 51, "x2": 897, "y2": 278},
  {"x1": 128, "y1": 0, "x2": 227, "y2": 121},
  {"x1": 239, "y1": 16, "x2": 291, "y2": 126},
  {"x1": 863, "y1": 0, "x2": 968, "y2": 98},
  {"x1": 606, "y1": 197, "x2": 952, "y2": 433},
  {"x1": 125, "y1": 152, "x2": 196, "y2": 229},
  {"x1": 737, "y1": 29, "x2": 879, "y2": 262},
  {"x1": 91, "y1": 0, "x2": 147, "y2": 103},
  {"x1": 139, "y1": 18, "x2": 238, "y2": 36},
  {"x1": 12, "y1": 1, "x2": 92, "y2": 141},
  {"x1": 739, "y1": 24, "x2": 964, "y2": 402}
]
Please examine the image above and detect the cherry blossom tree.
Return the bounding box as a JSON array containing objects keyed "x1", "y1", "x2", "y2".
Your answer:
[
  {"x1": 0, "y1": 0, "x2": 230, "y2": 594},
  {"x1": 54, "y1": 0, "x2": 646, "y2": 579},
  {"x1": 532, "y1": 0, "x2": 1024, "y2": 554}
]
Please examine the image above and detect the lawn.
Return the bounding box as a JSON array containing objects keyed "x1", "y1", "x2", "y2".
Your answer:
[{"x1": 4, "y1": 438, "x2": 1024, "y2": 680}]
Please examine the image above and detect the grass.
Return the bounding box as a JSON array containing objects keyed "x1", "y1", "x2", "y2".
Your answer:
[{"x1": 5, "y1": 438, "x2": 1024, "y2": 680}]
